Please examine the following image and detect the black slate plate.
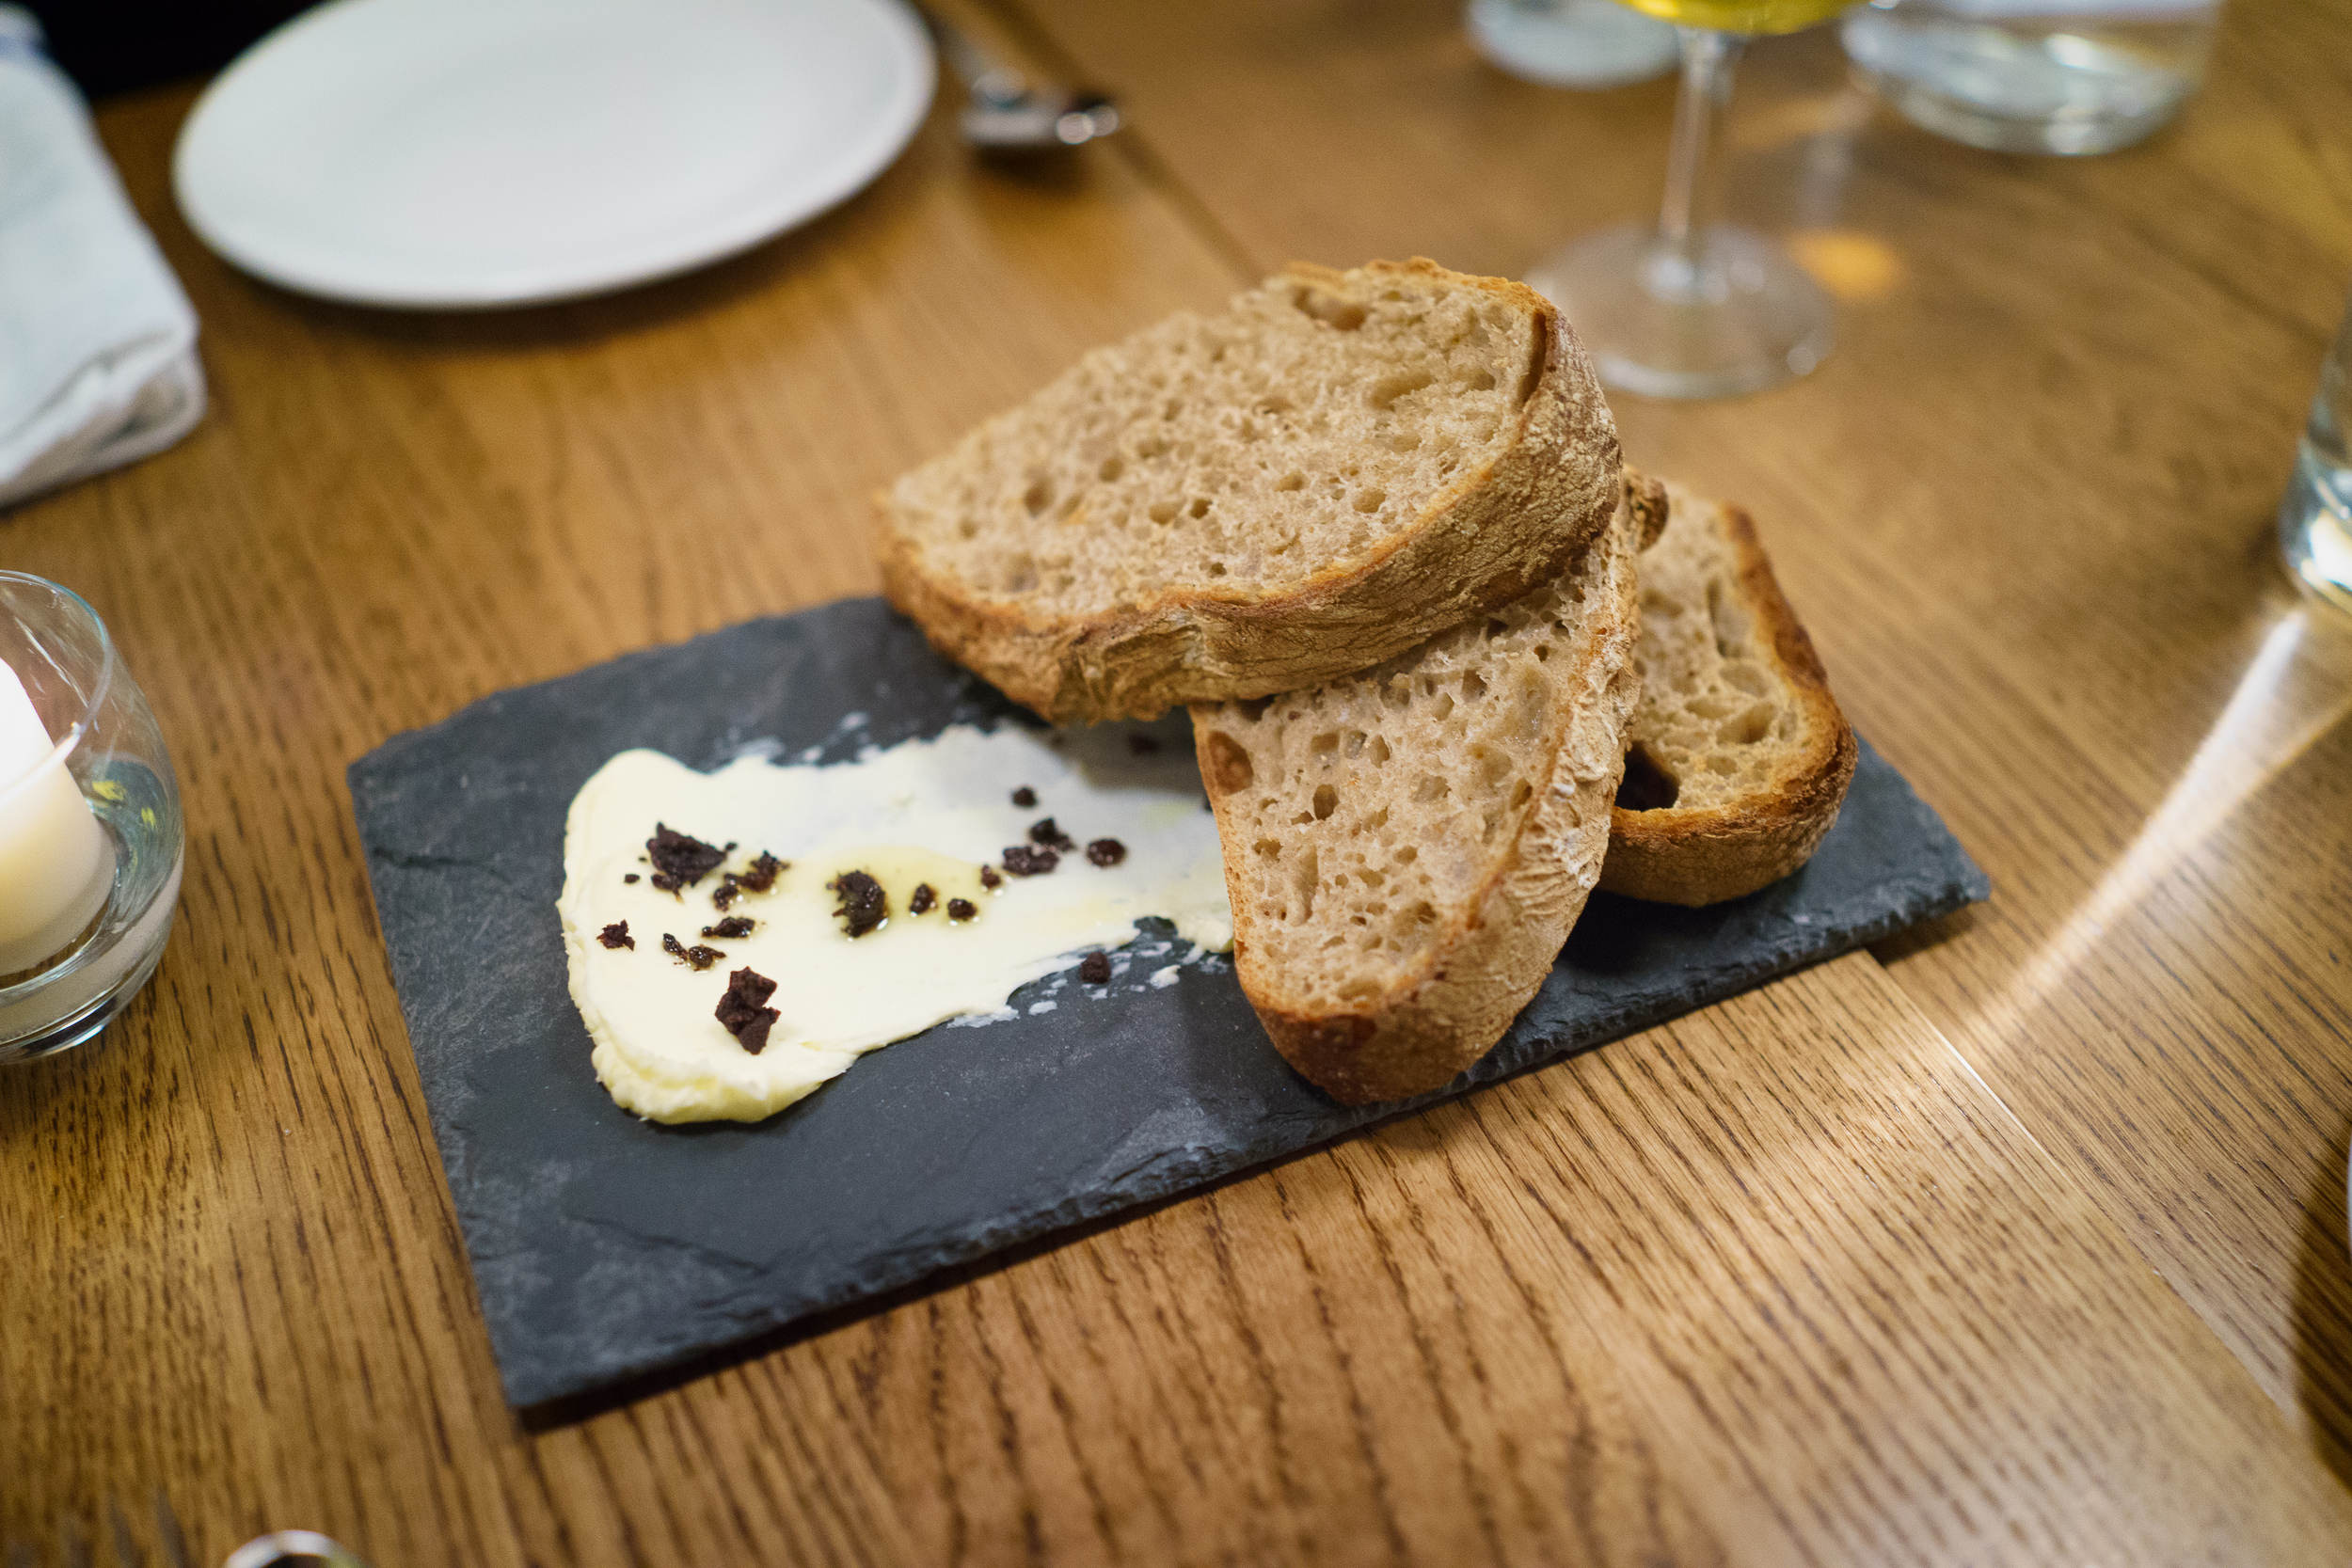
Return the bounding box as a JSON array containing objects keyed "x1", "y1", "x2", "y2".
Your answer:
[{"x1": 349, "y1": 597, "x2": 1988, "y2": 1411}]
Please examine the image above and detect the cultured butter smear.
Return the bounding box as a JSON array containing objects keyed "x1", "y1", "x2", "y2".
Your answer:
[{"x1": 558, "y1": 721, "x2": 1232, "y2": 1124}]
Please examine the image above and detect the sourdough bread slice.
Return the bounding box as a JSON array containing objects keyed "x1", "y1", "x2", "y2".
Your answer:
[
  {"x1": 879, "y1": 259, "x2": 1621, "y2": 723},
  {"x1": 1601, "y1": 479, "x2": 1855, "y2": 906},
  {"x1": 1191, "y1": 496, "x2": 1641, "y2": 1105}
]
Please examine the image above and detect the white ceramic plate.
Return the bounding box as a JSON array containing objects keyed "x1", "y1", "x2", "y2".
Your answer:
[{"x1": 173, "y1": 0, "x2": 934, "y2": 309}]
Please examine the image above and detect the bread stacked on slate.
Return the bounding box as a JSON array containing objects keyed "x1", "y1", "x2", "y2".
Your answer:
[
  {"x1": 1601, "y1": 479, "x2": 1855, "y2": 907},
  {"x1": 1191, "y1": 495, "x2": 1641, "y2": 1104},
  {"x1": 877, "y1": 259, "x2": 1621, "y2": 723},
  {"x1": 877, "y1": 259, "x2": 1851, "y2": 1103}
]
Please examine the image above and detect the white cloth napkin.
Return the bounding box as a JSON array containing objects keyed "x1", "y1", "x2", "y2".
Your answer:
[{"x1": 0, "y1": 7, "x2": 203, "y2": 511}]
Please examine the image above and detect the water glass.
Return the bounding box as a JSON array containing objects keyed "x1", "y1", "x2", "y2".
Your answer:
[
  {"x1": 2281, "y1": 292, "x2": 2352, "y2": 617},
  {"x1": 1841, "y1": 0, "x2": 2219, "y2": 156}
]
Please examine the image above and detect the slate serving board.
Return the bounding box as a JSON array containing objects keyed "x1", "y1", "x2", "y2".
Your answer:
[{"x1": 350, "y1": 597, "x2": 1988, "y2": 1411}]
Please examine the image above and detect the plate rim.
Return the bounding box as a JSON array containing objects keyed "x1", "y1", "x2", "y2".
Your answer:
[{"x1": 169, "y1": 0, "x2": 937, "y2": 310}]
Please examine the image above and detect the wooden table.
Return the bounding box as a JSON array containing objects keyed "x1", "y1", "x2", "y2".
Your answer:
[{"x1": 6, "y1": 1, "x2": 2351, "y2": 1561}]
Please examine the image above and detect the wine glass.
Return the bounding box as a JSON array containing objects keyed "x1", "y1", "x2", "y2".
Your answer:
[{"x1": 1526, "y1": 0, "x2": 1850, "y2": 400}]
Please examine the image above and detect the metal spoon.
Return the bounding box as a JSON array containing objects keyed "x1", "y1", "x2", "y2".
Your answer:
[{"x1": 928, "y1": 11, "x2": 1120, "y2": 151}]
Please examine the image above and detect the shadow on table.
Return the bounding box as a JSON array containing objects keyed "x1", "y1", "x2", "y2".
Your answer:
[
  {"x1": 1866, "y1": 900, "x2": 1980, "y2": 968},
  {"x1": 2294, "y1": 1107, "x2": 2352, "y2": 1490}
]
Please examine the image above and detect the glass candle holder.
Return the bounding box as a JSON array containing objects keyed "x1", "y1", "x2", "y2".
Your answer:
[{"x1": 0, "y1": 574, "x2": 183, "y2": 1062}]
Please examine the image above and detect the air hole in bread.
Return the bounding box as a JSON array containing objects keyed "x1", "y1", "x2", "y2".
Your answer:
[
  {"x1": 1413, "y1": 774, "x2": 1448, "y2": 803},
  {"x1": 1292, "y1": 288, "x2": 1367, "y2": 330},
  {"x1": 959, "y1": 520, "x2": 979, "y2": 539},
  {"x1": 1533, "y1": 643, "x2": 1550, "y2": 662},
  {"x1": 1274, "y1": 470, "x2": 1306, "y2": 492},
  {"x1": 1394, "y1": 845, "x2": 1417, "y2": 863},
  {"x1": 1293, "y1": 847, "x2": 1320, "y2": 920},
  {"x1": 1237, "y1": 696, "x2": 1275, "y2": 722},
  {"x1": 1461, "y1": 367, "x2": 1496, "y2": 391},
  {"x1": 1310, "y1": 731, "x2": 1340, "y2": 753},
  {"x1": 1370, "y1": 371, "x2": 1434, "y2": 411},
  {"x1": 1099, "y1": 455, "x2": 1124, "y2": 483},
  {"x1": 1208, "y1": 562, "x2": 1228, "y2": 577},
  {"x1": 1728, "y1": 705, "x2": 1773, "y2": 745},
  {"x1": 1206, "y1": 731, "x2": 1256, "y2": 793},
  {"x1": 1485, "y1": 620, "x2": 1508, "y2": 639},
  {"x1": 1366, "y1": 735, "x2": 1391, "y2": 765},
  {"x1": 1461, "y1": 670, "x2": 1486, "y2": 701},
  {"x1": 1190, "y1": 497, "x2": 1212, "y2": 519},
  {"x1": 1023, "y1": 479, "x2": 1053, "y2": 515},
  {"x1": 1311, "y1": 784, "x2": 1339, "y2": 820},
  {"x1": 1616, "y1": 744, "x2": 1680, "y2": 811},
  {"x1": 1149, "y1": 499, "x2": 1181, "y2": 525}
]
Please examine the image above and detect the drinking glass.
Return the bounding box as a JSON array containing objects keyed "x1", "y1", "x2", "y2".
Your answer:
[
  {"x1": 2280, "y1": 286, "x2": 2352, "y2": 617},
  {"x1": 1526, "y1": 0, "x2": 1848, "y2": 399},
  {"x1": 0, "y1": 575, "x2": 183, "y2": 1061},
  {"x1": 1842, "y1": 0, "x2": 2218, "y2": 157}
]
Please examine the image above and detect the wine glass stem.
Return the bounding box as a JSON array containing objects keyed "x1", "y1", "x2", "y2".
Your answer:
[{"x1": 1656, "y1": 27, "x2": 1746, "y2": 282}]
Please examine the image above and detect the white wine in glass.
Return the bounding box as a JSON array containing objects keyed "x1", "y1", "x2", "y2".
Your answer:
[{"x1": 1527, "y1": 0, "x2": 1850, "y2": 399}]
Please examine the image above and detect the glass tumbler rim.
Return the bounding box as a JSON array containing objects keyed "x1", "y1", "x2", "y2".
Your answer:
[{"x1": 0, "y1": 570, "x2": 120, "y2": 802}]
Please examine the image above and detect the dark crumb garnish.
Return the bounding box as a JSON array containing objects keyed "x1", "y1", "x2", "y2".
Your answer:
[
  {"x1": 737, "y1": 851, "x2": 786, "y2": 893},
  {"x1": 647, "y1": 824, "x2": 728, "y2": 892},
  {"x1": 909, "y1": 883, "x2": 937, "y2": 916},
  {"x1": 711, "y1": 880, "x2": 740, "y2": 911},
  {"x1": 829, "y1": 869, "x2": 887, "y2": 937},
  {"x1": 1001, "y1": 844, "x2": 1059, "y2": 876},
  {"x1": 1011, "y1": 785, "x2": 1037, "y2": 808},
  {"x1": 1027, "y1": 817, "x2": 1075, "y2": 851},
  {"x1": 597, "y1": 921, "x2": 634, "y2": 950},
  {"x1": 703, "y1": 916, "x2": 755, "y2": 939},
  {"x1": 715, "y1": 967, "x2": 780, "y2": 1054},
  {"x1": 946, "y1": 897, "x2": 977, "y2": 921},
  {"x1": 623, "y1": 873, "x2": 640, "y2": 884},
  {"x1": 1086, "y1": 838, "x2": 1127, "y2": 867},
  {"x1": 1079, "y1": 951, "x2": 1111, "y2": 985},
  {"x1": 979, "y1": 865, "x2": 1002, "y2": 890},
  {"x1": 1129, "y1": 734, "x2": 1161, "y2": 755},
  {"x1": 661, "y1": 933, "x2": 726, "y2": 971}
]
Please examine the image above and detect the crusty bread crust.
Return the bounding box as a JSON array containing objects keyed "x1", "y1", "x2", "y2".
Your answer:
[
  {"x1": 1600, "y1": 491, "x2": 1855, "y2": 907},
  {"x1": 879, "y1": 259, "x2": 1621, "y2": 723},
  {"x1": 1197, "y1": 499, "x2": 1641, "y2": 1105}
]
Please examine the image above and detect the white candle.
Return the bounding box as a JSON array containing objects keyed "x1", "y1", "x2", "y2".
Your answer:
[{"x1": 0, "y1": 658, "x2": 116, "y2": 975}]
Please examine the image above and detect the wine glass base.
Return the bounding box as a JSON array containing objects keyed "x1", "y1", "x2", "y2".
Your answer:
[{"x1": 1527, "y1": 223, "x2": 1833, "y2": 400}]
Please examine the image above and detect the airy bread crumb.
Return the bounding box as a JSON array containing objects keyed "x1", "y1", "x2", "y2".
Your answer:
[
  {"x1": 878, "y1": 259, "x2": 1619, "y2": 722},
  {"x1": 1194, "y1": 496, "x2": 1642, "y2": 1104},
  {"x1": 1602, "y1": 481, "x2": 1856, "y2": 906}
]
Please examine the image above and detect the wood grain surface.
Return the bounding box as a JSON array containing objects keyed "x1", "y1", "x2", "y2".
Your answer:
[{"x1": 1, "y1": 0, "x2": 2348, "y2": 1561}]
